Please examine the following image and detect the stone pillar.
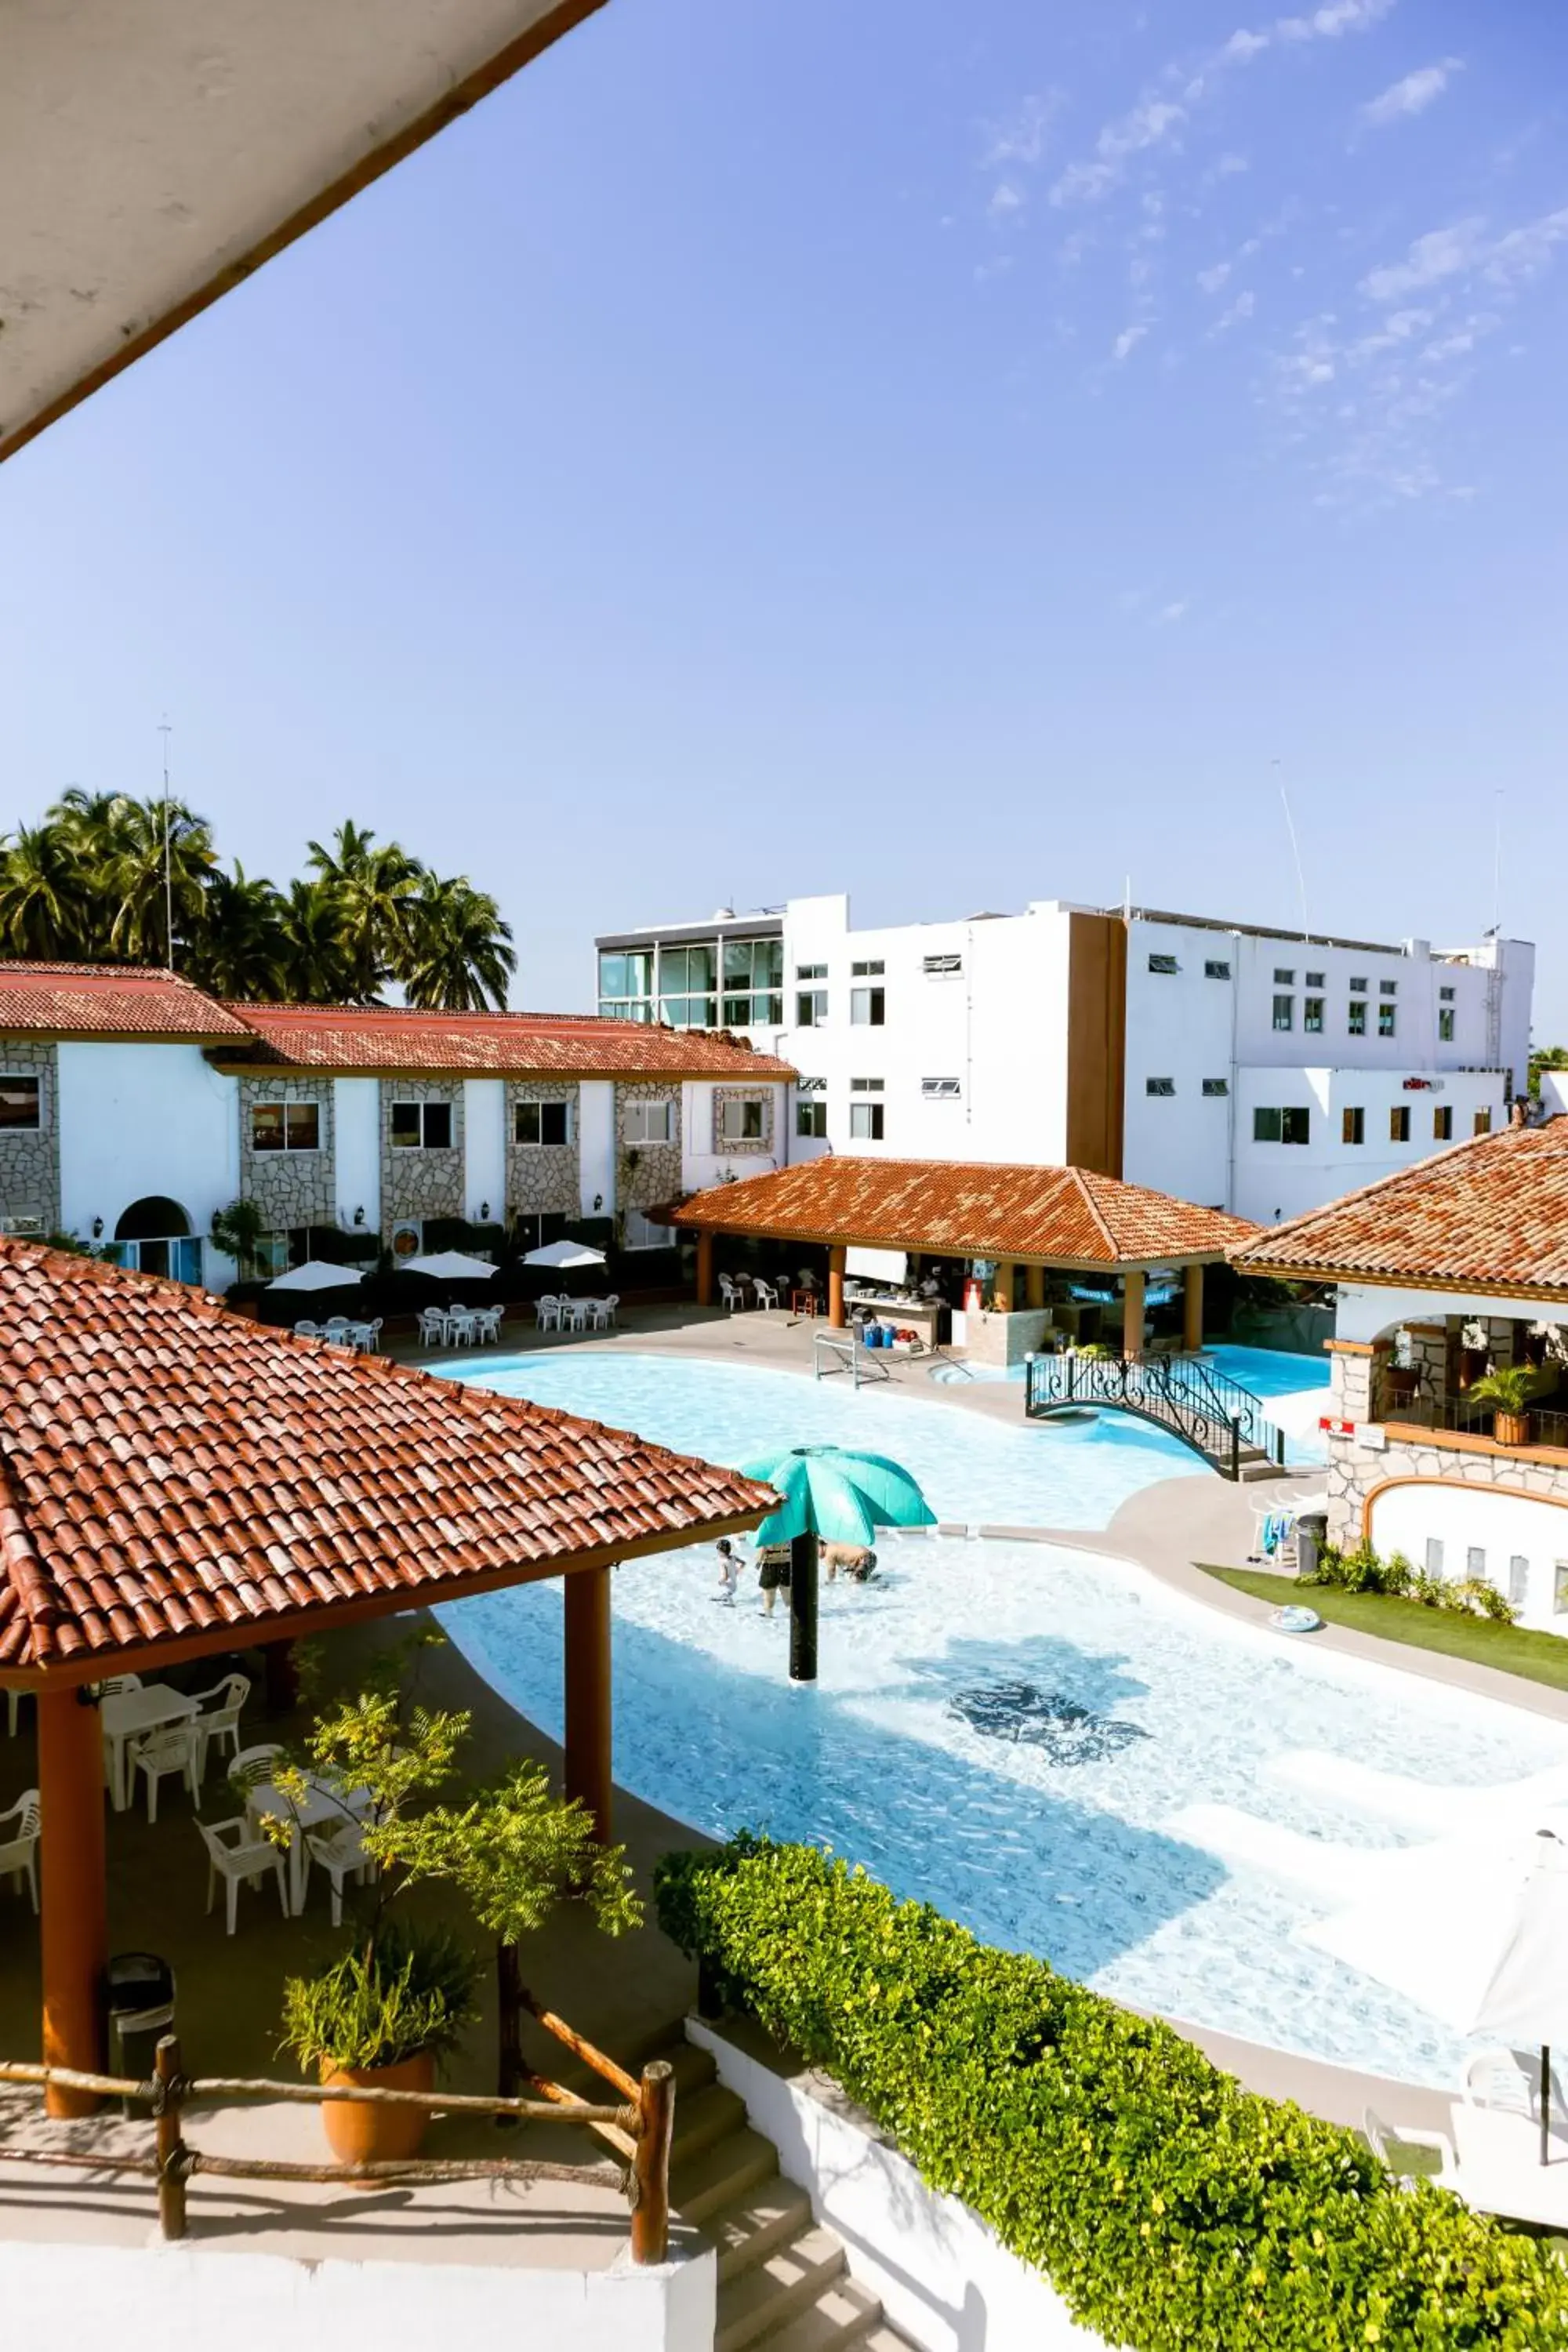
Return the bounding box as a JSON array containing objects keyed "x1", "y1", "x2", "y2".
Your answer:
[
  {"x1": 563, "y1": 1566, "x2": 613, "y2": 1844},
  {"x1": 1183, "y1": 1265, "x2": 1204, "y2": 1353},
  {"x1": 1327, "y1": 1341, "x2": 1374, "y2": 1423},
  {"x1": 695, "y1": 1230, "x2": 715, "y2": 1308},
  {"x1": 1121, "y1": 1269, "x2": 1146, "y2": 1359},
  {"x1": 828, "y1": 1246, "x2": 847, "y2": 1330},
  {"x1": 38, "y1": 1686, "x2": 107, "y2": 2117},
  {"x1": 1025, "y1": 1264, "x2": 1046, "y2": 1312}
]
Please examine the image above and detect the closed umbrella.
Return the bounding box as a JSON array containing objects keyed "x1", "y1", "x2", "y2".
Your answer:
[
  {"x1": 523, "y1": 1240, "x2": 608, "y2": 1272},
  {"x1": 1303, "y1": 1820, "x2": 1568, "y2": 2163},
  {"x1": 735, "y1": 1444, "x2": 937, "y2": 1682},
  {"x1": 402, "y1": 1251, "x2": 498, "y2": 1282},
  {"x1": 266, "y1": 1261, "x2": 364, "y2": 1293}
]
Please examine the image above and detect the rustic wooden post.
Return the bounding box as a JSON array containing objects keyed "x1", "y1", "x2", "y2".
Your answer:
[
  {"x1": 154, "y1": 2033, "x2": 187, "y2": 2241},
  {"x1": 630, "y1": 2058, "x2": 674, "y2": 2265},
  {"x1": 788, "y1": 1529, "x2": 818, "y2": 1683}
]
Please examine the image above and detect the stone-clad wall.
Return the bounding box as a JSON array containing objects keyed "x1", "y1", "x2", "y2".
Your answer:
[
  {"x1": 710, "y1": 1084, "x2": 775, "y2": 1156},
  {"x1": 381, "y1": 1079, "x2": 464, "y2": 1228},
  {"x1": 238, "y1": 1077, "x2": 336, "y2": 1231},
  {"x1": 617, "y1": 1080, "x2": 682, "y2": 1216},
  {"x1": 506, "y1": 1080, "x2": 582, "y2": 1221},
  {"x1": 0, "y1": 1040, "x2": 60, "y2": 1233},
  {"x1": 1328, "y1": 1429, "x2": 1568, "y2": 1544}
]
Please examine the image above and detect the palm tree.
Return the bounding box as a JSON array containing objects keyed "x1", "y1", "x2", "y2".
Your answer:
[
  {"x1": 184, "y1": 864, "x2": 289, "y2": 1000},
  {"x1": 0, "y1": 822, "x2": 92, "y2": 958},
  {"x1": 99, "y1": 796, "x2": 219, "y2": 965},
  {"x1": 307, "y1": 822, "x2": 424, "y2": 999},
  {"x1": 401, "y1": 875, "x2": 517, "y2": 1011},
  {"x1": 278, "y1": 878, "x2": 356, "y2": 1003}
]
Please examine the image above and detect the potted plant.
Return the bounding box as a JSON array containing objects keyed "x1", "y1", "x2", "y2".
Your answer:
[
  {"x1": 281, "y1": 1922, "x2": 478, "y2": 2162},
  {"x1": 1465, "y1": 1364, "x2": 1535, "y2": 1448}
]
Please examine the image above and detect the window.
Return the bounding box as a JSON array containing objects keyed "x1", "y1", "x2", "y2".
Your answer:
[
  {"x1": 1439, "y1": 1007, "x2": 1455, "y2": 1042},
  {"x1": 252, "y1": 1102, "x2": 321, "y2": 1153},
  {"x1": 721, "y1": 937, "x2": 784, "y2": 1028},
  {"x1": 622, "y1": 1207, "x2": 673, "y2": 1250},
  {"x1": 797, "y1": 1073, "x2": 826, "y2": 1092},
  {"x1": 511, "y1": 1210, "x2": 571, "y2": 1254},
  {"x1": 850, "y1": 1102, "x2": 885, "y2": 1141},
  {"x1": 1148, "y1": 953, "x2": 1178, "y2": 975},
  {"x1": 515, "y1": 1101, "x2": 571, "y2": 1147},
  {"x1": 0, "y1": 1076, "x2": 40, "y2": 1131},
  {"x1": 1389, "y1": 1105, "x2": 1410, "y2": 1142},
  {"x1": 1254, "y1": 1106, "x2": 1310, "y2": 1144},
  {"x1": 1272, "y1": 995, "x2": 1294, "y2": 1032},
  {"x1": 1439, "y1": 984, "x2": 1456, "y2": 1001},
  {"x1": 923, "y1": 953, "x2": 963, "y2": 976},
  {"x1": 1204, "y1": 958, "x2": 1231, "y2": 979},
  {"x1": 796, "y1": 1100, "x2": 827, "y2": 1138},
  {"x1": 920, "y1": 1077, "x2": 962, "y2": 1099},
  {"x1": 1305, "y1": 970, "x2": 1325, "y2": 989},
  {"x1": 849, "y1": 1077, "x2": 884, "y2": 1091},
  {"x1": 850, "y1": 987, "x2": 886, "y2": 1025},
  {"x1": 797, "y1": 962, "x2": 826, "y2": 981},
  {"x1": 1304, "y1": 997, "x2": 1324, "y2": 1033},
  {"x1": 1474, "y1": 1108, "x2": 1493, "y2": 1137},
  {"x1": 851, "y1": 959, "x2": 885, "y2": 977},
  {"x1": 720, "y1": 1097, "x2": 765, "y2": 1142},
  {"x1": 1348, "y1": 1001, "x2": 1367, "y2": 1036},
  {"x1": 1202, "y1": 1078, "x2": 1229, "y2": 1097},
  {"x1": 1145, "y1": 1077, "x2": 1175, "y2": 1097},
  {"x1": 659, "y1": 943, "x2": 716, "y2": 1029},
  {"x1": 391, "y1": 1100, "x2": 452, "y2": 1149},
  {"x1": 1342, "y1": 1106, "x2": 1364, "y2": 1145},
  {"x1": 623, "y1": 1098, "x2": 673, "y2": 1145},
  {"x1": 1434, "y1": 1105, "x2": 1453, "y2": 1141},
  {"x1": 1555, "y1": 1563, "x2": 1568, "y2": 1617},
  {"x1": 1378, "y1": 1002, "x2": 1396, "y2": 1038},
  {"x1": 1379, "y1": 980, "x2": 1398, "y2": 996},
  {"x1": 796, "y1": 990, "x2": 828, "y2": 1027},
  {"x1": 1273, "y1": 967, "x2": 1295, "y2": 985},
  {"x1": 1467, "y1": 1546, "x2": 1486, "y2": 1579},
  {"x1": 1509, "y1": 1555, "x2": 1530, "y2": 1608},
  {"x1": 1425, "y1": 1538, "x2": 1445, "y2": 1578},
  {"x1": 1349, "y1": 976, "x2": 1367, "y2": 993},
  {"x1": 597, "y1": 948, "x2": 654, "y2": 1022}
]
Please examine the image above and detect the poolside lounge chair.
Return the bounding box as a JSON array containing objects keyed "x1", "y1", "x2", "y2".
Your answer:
[
  {"x1": 1363, "y1": 2107, "x2": 1459, "y2": 2192},
  {"x1": 1461, "y1": 2048, "x2": 1568, "y2": 2131}
]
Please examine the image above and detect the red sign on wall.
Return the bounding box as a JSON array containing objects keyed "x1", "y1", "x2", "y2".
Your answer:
[{"x1": 1319, "y1": 1415, "x2": 1356, "y2": 1437}]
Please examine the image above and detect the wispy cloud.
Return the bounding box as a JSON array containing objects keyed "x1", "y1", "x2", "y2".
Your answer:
[
  {"x1": 1113, "y1": 323, "x2": 1149, "y2": 361},
  {"x1": 1359, "y1": 58, "x2": 1462, "y2": 129},
  {"x1": 982, "y1": 92, "x2": 1064, "y2": 170},
  {"x1": 1051, "y1": 96, "x2": 1186, "y2": 209},
  {"x1": 1213, "y1": 289, "x2": 1258, "y2": 334},
  {"x1": 1361, "y1": 219, "x2": 1487, "y2": 302},
  {"x1": 1197, "y1": 261, "x2": 1232, "y2": 293},
  {"x1": 987, "y1": 182, "x2": 1025, "y2": 220},
  {"x1": 1155, "y1": 600, "x2": 1189, "y2": 625}
]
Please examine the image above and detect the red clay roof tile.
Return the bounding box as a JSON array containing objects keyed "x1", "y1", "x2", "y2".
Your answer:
[
  {"x1": 220, "y1": 1003, "x2": 794, "y2": 1078},
  {"x1": 0, "y1": 1241, "x2": 773, "y2": 1678},
  {"x1": 0, "y1": 963, "x2": 252, "y2": 1039}
]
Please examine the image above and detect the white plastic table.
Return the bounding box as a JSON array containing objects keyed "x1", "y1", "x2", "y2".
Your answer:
[
  {"x1": 1451, "y1": 2102, "x2": 1568, "y2": 2227},
  {"x1": 246, "y1": 1777, "x2": 372, "y2": 1915},
  {"x1": 100, "y1": 1684, "x2": 199, "y2": 1812}
]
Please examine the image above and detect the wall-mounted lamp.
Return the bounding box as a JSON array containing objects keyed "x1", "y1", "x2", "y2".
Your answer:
[
  {"x1": 352, "y1": 1206, "x2": 365, "y2": 1227},
  {"x1": 480, "y1": 1201, "x2": 491, "y2": 1222},
  {"x1": 91, "y1": 1216, "x2": 103, "y2": 1239},
  {"x1": 593, "y1": 1193, "x2": 603, "y2": 1213}
]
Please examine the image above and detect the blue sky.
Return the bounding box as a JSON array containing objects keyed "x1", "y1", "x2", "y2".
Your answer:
[{"x1": 3, "y1": 0, "x2": 1567, "y2": 1025}]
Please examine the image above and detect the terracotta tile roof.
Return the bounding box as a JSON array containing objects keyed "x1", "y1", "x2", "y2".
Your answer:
[
  {"x1": 0, "y1": 1242, "x2": 773, "y2": 1678},
  {"x1": 0, "y1": 963, "x2": 252, "y2": 1040},
  {"x1": 218, "y1": 1004, "x2": 795, "y2": 1079},
  {"x1": 1232, "y1": 1116, "x2": 1568, "y2": 1297},
  {"x1": 673, "y1": 1156, "x2": 1256, "y2": 1267}
]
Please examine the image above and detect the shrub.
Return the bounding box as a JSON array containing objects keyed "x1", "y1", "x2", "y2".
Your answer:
[
  {"x1": 657, "y1": 1837, "x2": 1568, "y2": 2350},
  {"x1": 281, "y1": 1921, "x2": 479, "y2": 2073},
  {"x1": 1304, "y1": 1541, "x2": 1516, "y2": 1625},
  {"x1": 1467, "y1": 1366, "x2": 1536, "y2": 1418}
]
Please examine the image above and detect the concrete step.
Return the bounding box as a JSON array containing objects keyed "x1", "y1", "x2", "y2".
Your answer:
[
  {"x1": 715, "y1": 2223, "x2": 847, "y2": 2352},
  {"x1": 712, "y1": 2176, "x2": 815, "y2": 2285},
  {"x1": 742, "y1": 2274, "x2": 888, "y2": 2352},
  {"x1": 671, "y1": 2125, "x2": 779, "y2": 2227},
  {"x1": 641, "y1": 2036, "x2": 719, "y2": 2100},
  {"x1": 670, "y1": 2079, "x2": 750, "y2": 2164}
]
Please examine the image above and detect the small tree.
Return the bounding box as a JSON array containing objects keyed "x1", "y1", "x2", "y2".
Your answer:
[{"x1": 209, "y1": 1196, "x2": 267, "y2": 1278}]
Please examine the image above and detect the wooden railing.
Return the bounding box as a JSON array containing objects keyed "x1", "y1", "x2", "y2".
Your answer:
[{"x1": 0, "y1": 2016, "x2": 674, "y2": 2263}]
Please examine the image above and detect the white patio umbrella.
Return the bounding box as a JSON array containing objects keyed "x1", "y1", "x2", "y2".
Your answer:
[
  {"x1": 522, "y1": 1239, "x2": 608, "y2": 1272},
  {"x1": 1303, "y1": 1820, "x2": 1568, "y2": 2163},
  {"x1": 265, "y1": 1260, "x2": 365, "y2": 1292},
  {"x1": 402, "y1": 1250, "x2": 499, "y2": 1282}
]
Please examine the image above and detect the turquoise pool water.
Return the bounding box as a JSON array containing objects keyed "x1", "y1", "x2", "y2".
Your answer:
[
  {"x1": 931, "y1": 1342, "x2": 1329, "y2": 1395},
  {"x1": 435, "y1": 1348, "x2": 1561, "y2": 2085}
]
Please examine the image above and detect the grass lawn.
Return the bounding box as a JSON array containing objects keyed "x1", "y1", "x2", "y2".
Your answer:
[{"x1": 1200, "y1": 1566, "x2": 1568, "y2": 1693}]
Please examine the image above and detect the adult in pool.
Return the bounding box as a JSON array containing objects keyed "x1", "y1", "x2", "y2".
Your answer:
[
  {"x1": 823, "y1": 1542, "x2": 879, "y2": 1584},
  {"x1": 756, "y1": 1542, "x2": 792, "y2": 1615}
]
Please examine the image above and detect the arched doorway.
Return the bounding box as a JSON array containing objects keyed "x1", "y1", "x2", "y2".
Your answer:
[{"x1": 110, "y1": 1197, "x2": 201, "y2": 1283}]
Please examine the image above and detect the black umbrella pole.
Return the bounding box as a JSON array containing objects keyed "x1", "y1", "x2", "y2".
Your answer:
[
  {"x1": 789, "y1": 1531, "x2": 818, "y2": 1682},
  {"x1": 1544, "y1": 2045, "x2": 1552, "y2": 2168}
]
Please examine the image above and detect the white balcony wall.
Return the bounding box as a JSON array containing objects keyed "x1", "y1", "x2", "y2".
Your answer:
[
  {"x1": 462, "y1": 1079, "x2": 506, "y2": 1223},
  {"x1": 332, "y1": 1077, "x2": 379, "y2": 1233},
  {"x1": 578, "y1": 1080, "x2": 615, "y2": 1218},
  {"x1": 57, "y1": 1042, "x2": 238, "y2": 1250}
]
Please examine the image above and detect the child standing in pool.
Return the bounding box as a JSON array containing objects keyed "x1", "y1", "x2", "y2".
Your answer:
[
  {"x1": 755, "y1": 1541, "x2": 792, "y2": 1615},
  {"x1": 714, "y1": 1538, "x2": 739, "y2": 1604}
]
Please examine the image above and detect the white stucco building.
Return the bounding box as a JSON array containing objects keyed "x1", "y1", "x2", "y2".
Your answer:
[
  {"x1": 595, "y1": 895, "x2": 1534, "y2": 1222},
  {"x1": 0, "y1": 966, "x2": 793, "y2": 1286}
]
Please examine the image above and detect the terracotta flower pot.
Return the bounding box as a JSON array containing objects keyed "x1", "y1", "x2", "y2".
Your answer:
[
  {"x1": 1494, "y1": 1410, "x2": 1530, "y2": 1450},
  {"x1": 320, "y1": 2047, "x2": 436, "y2": 2163}
]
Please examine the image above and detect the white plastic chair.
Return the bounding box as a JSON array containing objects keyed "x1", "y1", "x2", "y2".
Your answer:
[
  {"x1": 416, "y1": 1307, "x2": 447, "y2": 1345},
  {"x1": 1461, "y1": 2047, "x2": 1568, "y2": 2130},
  {"x1": 587, "y1": 1297, "x2": 613, "y2": 1330},
  {"x1": 293, "y1": 1319, "x2": 321, "y2": 1339},
  {"x1": 0, "y1": 1790, "x2": 40, "y2": 1912},
  {"x1": 719, "y1": 1273, "x2": 744, "y2": 1314},
  {"x1": 197, "y1": 1814, "x2": 290, "y2": 1935},
  {"x1": 447, "y1": 1308, "x2": 478, "y2": 1346},
  {"x1": 753, "y1": 1278, "x2": 780, "y2": 1311},
  {"x1": 302, "y1": 1819, "x2": 374, "y2": 1926},
  {"x1": 534, "y1": 1294, "x2": 561, "y2": 1330},
  {"x1": 362, "y1": 1316, "x2": 384, "y2": 1352},
  {"x1": 190, "y1": 1672, "x2": 250, "y2": 1781},
  {"x1": 475, "y1": 1305, "x2": 503, "y2": 1342},
  {"x1": 128, "y1": 1722, "x2": 203, "y2": 1823}
]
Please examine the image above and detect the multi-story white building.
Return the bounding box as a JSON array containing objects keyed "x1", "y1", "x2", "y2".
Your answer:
[
  {"x1": 595, "y1": 895, "x2": 1534, "y2": 1223},
  {"x1": 0, "y1": 964, "x2": 793, "y2": 1285}
]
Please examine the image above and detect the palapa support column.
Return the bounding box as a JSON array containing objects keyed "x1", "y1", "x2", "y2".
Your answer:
[
  {"x1": 1183, "y1": 1264, "x2": 1204, "y2": 1354},
  {"x1": 1025, "y1": 1263, "x2": 1046, "y2": 1312},
  {"x1": 827, "y1": 1246, "x2": 846, "y2": 1330},
  {"x1": 38, "y1": 1684, "x2": 108, "y2": 2118},
  {"x1": 1121, "y1": 1269, "x2": 1146, "y2": 1360},
  {"x1": 695, "y1": 1229, "x2": 715, "y2": 1308},
  {"x1": 993, "y1": 1263, "x2": 1015, "y2": 1314},
  {"x1": 789, "y1": 1530, "x2": 819, "y2": 1683},
  {"x1": 563, "y1": 1565, "x2": 613, "y2": 1844}
]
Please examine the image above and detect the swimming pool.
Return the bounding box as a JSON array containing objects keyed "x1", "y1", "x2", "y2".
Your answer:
[
  {"x1": 436, "y1": 1348, "x2": 1563, "y2": 2085},
  {"x1": 931, "y1": 1342, "x2": 1328, "y2": 1396}
]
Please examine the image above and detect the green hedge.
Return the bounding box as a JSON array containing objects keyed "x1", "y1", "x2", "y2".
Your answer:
[{"x1": 655, "y1": 1837, "x2": 1568, "y2": 2350}]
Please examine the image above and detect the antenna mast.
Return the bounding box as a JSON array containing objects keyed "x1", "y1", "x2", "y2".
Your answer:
[
  {"x1": 158, "y1": 716, "x2": 174, "y2": 970},
  {"x1": 1274, "y1": 758, "x2": 1310, "y2": 944}
]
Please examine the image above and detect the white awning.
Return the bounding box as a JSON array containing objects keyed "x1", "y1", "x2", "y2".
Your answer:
[{"x1": 1, "y1": 0, "x2": 604, "y2": 463}]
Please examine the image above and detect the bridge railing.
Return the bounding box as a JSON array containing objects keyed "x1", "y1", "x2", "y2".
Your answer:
[{"x1": 1023, "y1": 1351, "x2": 1285, "y2": 1480}]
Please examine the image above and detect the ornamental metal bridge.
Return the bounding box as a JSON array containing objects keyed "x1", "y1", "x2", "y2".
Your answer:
[{"x1": 1023, "y1": 1351, "x2": 1288, "y2": 1482}]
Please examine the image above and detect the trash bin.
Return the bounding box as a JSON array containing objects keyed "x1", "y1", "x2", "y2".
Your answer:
[
  {"x1": 1295, "y1": 1511, "x2": 1328, "y2": 1583},
  {"x1": 106, "y1": 1951, "x2": 175, "y2": 2114}
]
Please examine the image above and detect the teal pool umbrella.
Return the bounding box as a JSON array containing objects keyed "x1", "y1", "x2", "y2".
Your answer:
[{"x1": 737, "y1": 1445, "x2": 937, "y2": 1680}]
